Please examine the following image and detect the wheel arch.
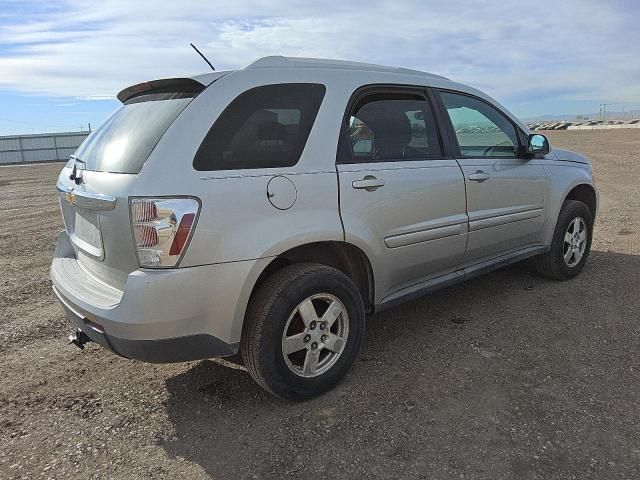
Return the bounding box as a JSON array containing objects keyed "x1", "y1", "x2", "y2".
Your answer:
[
  {"x1": 250, "y1": 241, "x2": 375, "y2": 314},
  {"x1": 564, "y1": 183, "x2": 597, "y2": 219},
  {"x1": 544, "y1": 180, "x2": 598, "y2": 246}
]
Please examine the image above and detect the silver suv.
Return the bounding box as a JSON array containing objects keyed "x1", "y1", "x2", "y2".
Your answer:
[{"x1": 51, "y1": 56, "x2": 597, "y2": 399}]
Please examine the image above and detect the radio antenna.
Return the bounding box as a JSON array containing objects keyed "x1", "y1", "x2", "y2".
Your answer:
[{"x1": 190, "y1": 43, "x2": 215, "y2": 71}]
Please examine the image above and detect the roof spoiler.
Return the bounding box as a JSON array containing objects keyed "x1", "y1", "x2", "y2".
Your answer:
[{"x1": 117, "y1": 78, "x2": 205, "y2": 104}]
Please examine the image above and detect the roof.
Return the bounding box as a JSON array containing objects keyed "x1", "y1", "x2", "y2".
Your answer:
[
  {"x1": 190, "y1": 56, "x2": 450, "y2": 86},
  {"x1": 244, "y1": 56, "x2": 450, "y2": 80}
]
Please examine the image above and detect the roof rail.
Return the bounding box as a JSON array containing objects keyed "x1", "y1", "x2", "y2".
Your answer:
[{"x1": 244, "y1": 56, "x2": 449, "y2": 80}]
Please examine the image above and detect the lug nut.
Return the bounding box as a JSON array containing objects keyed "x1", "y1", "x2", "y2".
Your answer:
[
  {"x1": 309, "y1": 321, "x2": 316, "y2": 330},
  {"x1": 319, "y1": 322, "x2": 326, "y2": 330},
  {"x1": 311, "y1": 342, "x2": 318, "y2": 350},
  {"x1": 303, "y1": 334, "x2": 311, "y2": 343},
  {"x1": 321, "y1": 334, "x2": 327, "y2": 342}
]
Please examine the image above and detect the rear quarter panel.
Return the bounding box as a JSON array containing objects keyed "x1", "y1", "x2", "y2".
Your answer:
[{"x1": 130, "y1": 68, "x2": 355, "y2": 266}]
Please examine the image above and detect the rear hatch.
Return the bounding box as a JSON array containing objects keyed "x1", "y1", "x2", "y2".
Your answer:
[{"x1": 56, "y1": 78, "x2": 206, "y2": 291}]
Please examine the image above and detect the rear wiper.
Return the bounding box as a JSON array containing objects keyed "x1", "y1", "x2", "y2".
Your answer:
[{"x1": 69, "y1": 157, "x2": 86, "y2": 185}]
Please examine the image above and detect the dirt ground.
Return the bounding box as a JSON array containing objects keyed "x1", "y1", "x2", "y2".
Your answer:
[{"x1": 1, "y1": 129, "x2": 639, "y2": 479}]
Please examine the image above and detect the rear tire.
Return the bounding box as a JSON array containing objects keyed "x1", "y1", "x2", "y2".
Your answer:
[
  {"x1": 241, "y1": 263, "x2": 365, "y2": 400},
  {"x1": 535, "y1": 200, "x2": 593, "y2": 281}
]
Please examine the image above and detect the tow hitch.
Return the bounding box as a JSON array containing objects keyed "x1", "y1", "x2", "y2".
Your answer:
[{"x1": 69, "y1": 329, "x2": 92, "y2": 350}]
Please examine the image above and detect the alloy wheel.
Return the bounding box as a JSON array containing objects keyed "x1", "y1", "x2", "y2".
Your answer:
[
  {"x1": 563, "y1": 217, "x2": 587, "y2": 267},
  {"x1": 281, "y1": 293, "x2": 349, "y2": 378}
]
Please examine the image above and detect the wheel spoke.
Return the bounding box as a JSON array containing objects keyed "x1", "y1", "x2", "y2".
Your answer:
[
  {"x1": 298, "y1": 298, "x2": 318, "y2": 327},
  {"x1": 302, "y1": 348, "x2": 321, "y2": 376},
  {"x1": 283, "y1": 333, "x2": 307, "y2": 355},
  {"x1": 572, "y1": 218, "x2": 581, "y2": 234},
  {"x1": 321, "y1": 300, "x2": 344, "y2": 328},
  {"x1": 564, "y1": 248, "x2": 573, "y2": 264},
  {"x1": 578, "y1": 230, "x2": 587, "y2": 243},
  {"x1": 323, "y1": 333, "x2": 345, "y2": 353},
  {"x1": 564, "y1": 231, "x2": 573, "y2": 243}
]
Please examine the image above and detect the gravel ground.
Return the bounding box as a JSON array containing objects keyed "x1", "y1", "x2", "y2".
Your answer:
[{"x1": 1, "y1": 129, "x2": 639, "y2": 479}]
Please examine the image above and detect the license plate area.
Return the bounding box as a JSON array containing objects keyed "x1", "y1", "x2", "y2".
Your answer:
[{"x1": 69, "y1": 208, "x2": 104, "y2": 260}]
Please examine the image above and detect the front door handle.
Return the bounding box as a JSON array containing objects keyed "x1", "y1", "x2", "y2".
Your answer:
[
  {"x1": 468, "y1": 170, "x2": 490, "y2": 182},
  {"x1": 352, "y1": 175, "x2": 385, "y2": 191}
]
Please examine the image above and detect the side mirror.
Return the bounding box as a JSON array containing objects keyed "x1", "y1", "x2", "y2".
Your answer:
[{"x1": 527, "y1": 133, "x2": 550, "y2": 156}]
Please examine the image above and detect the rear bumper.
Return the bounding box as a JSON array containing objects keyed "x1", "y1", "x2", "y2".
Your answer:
[
  {"x1": 57, "y1": 291, "x2": 236, "y2": 362},
  {"x1": 51, "y1": 231, "x2": 270, "y2": 363}
]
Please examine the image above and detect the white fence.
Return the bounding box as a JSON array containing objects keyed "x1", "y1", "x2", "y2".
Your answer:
[{"x1": 0, "y1": 131, "x2": 89, "y2": 165}]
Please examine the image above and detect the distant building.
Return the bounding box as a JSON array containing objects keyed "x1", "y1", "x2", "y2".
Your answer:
[{"x1": 0, "y1": 131, "x2": 89, "y2": 165}]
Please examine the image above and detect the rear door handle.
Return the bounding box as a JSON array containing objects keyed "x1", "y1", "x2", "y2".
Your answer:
[
  {"x1": 468, "y1": 170, "x2": 490, "y2": 182},
  {"x1": 352, "y1": 175, "x2": 385, "y2": 191}
]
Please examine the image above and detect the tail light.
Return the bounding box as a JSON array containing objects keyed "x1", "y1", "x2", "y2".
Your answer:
[{"x1": 129, "y1": 197, "x2": 200, "y2": 268}]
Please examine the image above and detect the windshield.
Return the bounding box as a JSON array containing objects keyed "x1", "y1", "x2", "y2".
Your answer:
[{"x1": 73, "y1": 95, "x2": 192, "y2": 173}]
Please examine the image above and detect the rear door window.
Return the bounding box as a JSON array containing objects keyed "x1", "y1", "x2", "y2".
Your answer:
[
  {"x1": 345, "y1": 94, "x2": 442, "y2": 163},
  {"x1": 193, "y1": 83, "x2": 326, "y2": 171}
]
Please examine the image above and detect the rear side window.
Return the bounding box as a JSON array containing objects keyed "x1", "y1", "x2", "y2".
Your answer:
[
  {"x1": 194, "y1": 83, "x2": 326, "y2": 171},
  {"x1": 346, "y1": 94, "x2": 442, "y2": 163}
]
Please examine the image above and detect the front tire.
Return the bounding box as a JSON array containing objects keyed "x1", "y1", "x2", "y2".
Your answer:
[
  {"x1": 535, "y1": 200, "x2": 593, "y2": 281},
  {"x1": 241, "y1": 263, "x2": 365, "y2": 400}
]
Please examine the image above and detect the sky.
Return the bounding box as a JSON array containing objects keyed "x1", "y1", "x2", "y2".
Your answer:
[{"x1": 1, "y1": 0, "x2": 639, "y2": 135}]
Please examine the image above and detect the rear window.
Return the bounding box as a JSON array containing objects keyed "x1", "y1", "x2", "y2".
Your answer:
[
  {"x1": 193, "y1": 83, "x2": 326, "y2": 171},
  {"x1": 73, "y1": 93, "x2": 194, "y2": 174}
]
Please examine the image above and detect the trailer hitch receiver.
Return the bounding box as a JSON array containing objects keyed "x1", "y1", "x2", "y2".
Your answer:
[{"x1": 69, "y1": 329, "x2": 92, "y2": 350}]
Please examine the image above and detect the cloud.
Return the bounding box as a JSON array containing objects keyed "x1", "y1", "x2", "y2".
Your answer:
[{"x1": 0, "y1": 0, "x2": 639, "y2": 111}]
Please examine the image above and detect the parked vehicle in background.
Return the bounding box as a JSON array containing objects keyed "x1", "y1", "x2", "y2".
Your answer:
[{"x1": 51, "y1": 56, "x2": 597, "y2": 400}]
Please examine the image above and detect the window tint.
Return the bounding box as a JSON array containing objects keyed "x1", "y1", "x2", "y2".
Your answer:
[
  {"x1": 74, "y1": 97, "x2": 193, "y2": 174},
  {"x1": 440, "y1": 91, "x2": 519, "y2": 157},
  {"x1": 193, "y1": 83, "x2": 326, "y2": 170},
  {"x1": 347, "y1": 95, "x2": 441, "y2": 163}
]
